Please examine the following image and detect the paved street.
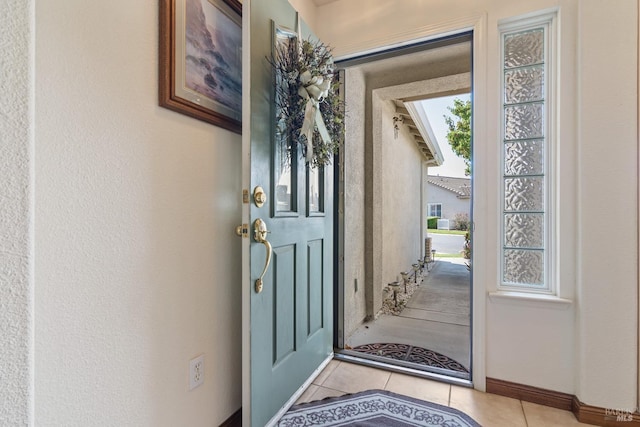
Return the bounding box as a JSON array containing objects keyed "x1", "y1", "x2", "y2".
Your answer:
[{"x1": 428, "y1": 233, "x2": 465, "y2": 255}]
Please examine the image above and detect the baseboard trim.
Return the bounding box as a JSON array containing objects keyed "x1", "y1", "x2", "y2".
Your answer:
[
  {"x1": 486, "y1": 377, "x2": 573, "y2": 411},
  {"x1": 572, "y1": 397, "x2": 640, "y2": 427},
  {"x1": 487, "y1": 377, "x2": 640, "y2": 426},
  {"x1": 219, "y1": 408, "x2": 242, "y2": 427}
]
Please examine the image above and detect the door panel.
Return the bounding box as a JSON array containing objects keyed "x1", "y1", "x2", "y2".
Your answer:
[
  {"x1": 273, "y1": 244, "x2": 296, "y2": 364},
  {"x1": 244, "y1": 1, "x2": 333, "y2": 425},
  {"x1": 307, "y1": 239, "x2": 324, "y2": 336}
]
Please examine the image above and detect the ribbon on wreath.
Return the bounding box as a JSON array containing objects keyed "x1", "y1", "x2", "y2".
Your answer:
[
  {"x1": 298, "y1": 71, "x2": 332, "y2": 162},
  {"x1": 296, "y1": 13, "x2": 332, "y2": 163}
]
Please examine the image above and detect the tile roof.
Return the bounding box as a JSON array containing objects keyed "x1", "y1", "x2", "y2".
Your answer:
[{"x1": 427, "y1": 175, "x2": 471, "y2": 198}]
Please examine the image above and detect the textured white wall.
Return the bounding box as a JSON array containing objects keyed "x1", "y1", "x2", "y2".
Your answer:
[
  {"x1": 575, "y1": 0, "x2": 638, "y2": 409},
  {"x1": 0, "y1": 0, "x2": 33, "y2": 425},
  {"x1": 288, "y1": 0, "x2": 317, "y2": 31},
  {"x1": 315, "y1": 0, "x2": 638, "y2": 408},
  {"x1": 6, "y1": 1, "x2": 636, "y2": 422},
  {"x1": 34, "y1": 1, "x2": 242, "y2": 426}
]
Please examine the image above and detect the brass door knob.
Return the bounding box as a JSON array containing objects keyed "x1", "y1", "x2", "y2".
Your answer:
[{"x1": 253, "y1": 218, "x2": 272, "y2": 293}]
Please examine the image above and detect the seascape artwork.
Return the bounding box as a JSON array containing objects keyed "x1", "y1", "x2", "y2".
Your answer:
[{"x1": 184, "y1": 0, "x2": 241, "y2": 119}]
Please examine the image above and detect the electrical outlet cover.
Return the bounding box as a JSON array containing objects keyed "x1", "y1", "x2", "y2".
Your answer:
[{"x1": 189, "y1": 354, "x2": 205, "y2": 390}]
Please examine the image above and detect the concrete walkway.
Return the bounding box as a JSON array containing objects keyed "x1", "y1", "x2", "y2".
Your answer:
[{"x1": 346, "y1": 258, "x2": 471, "y2": 370}]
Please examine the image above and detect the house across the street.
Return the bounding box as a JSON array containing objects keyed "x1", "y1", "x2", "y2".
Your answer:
[{"x1": 427, "y1": 175, "x2": 471, "y2": 229}]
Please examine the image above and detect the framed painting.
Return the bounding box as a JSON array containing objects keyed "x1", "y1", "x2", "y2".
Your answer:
[{"x1": 160, "y1": 0, "x2": 242, "y2": 134}]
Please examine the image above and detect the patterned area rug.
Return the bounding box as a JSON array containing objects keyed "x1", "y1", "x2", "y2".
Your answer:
[
  {"x1": 278, "y1": 389, "x2": 480, "y2": 426},
  {"x1": 352, "y1": 343, "x2": 469, "y2": 373}
]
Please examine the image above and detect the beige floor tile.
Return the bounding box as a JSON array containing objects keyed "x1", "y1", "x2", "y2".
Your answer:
[
  {"x1": 312, "y1": 359, "x2": 341, "y2": 386},
  {"x1": 449, "y1": 385, "x2": 527, "y2": 427},
  {"x1": 295, "y1": 384, "x2": 319, "y2": 405},
  {"x1": 522, "y1": 401, "x2": 592, "y2": 426},
  {"x1": 384, "y1": 372, "x2": 451, "y2": 406},
  {"x1": 321, "y1": 362, "x2": 391, "y2": 394},
  {"x1": 309, "y1": 386, "x2": 346, "y2": 401}
]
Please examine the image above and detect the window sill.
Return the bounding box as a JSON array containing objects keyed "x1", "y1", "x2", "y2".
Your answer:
[{"x1": 488, "y1": 291, "x2": 572, "y2": 309}]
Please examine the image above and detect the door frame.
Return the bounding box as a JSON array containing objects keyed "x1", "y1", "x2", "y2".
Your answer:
[{"x1": 331, "y1": 14, "x2": 488, "y2": 391}]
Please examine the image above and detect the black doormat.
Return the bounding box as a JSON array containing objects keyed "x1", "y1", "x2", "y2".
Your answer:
[{"x1": 352, "y1": 343, "x2": 469, "y2": 373}]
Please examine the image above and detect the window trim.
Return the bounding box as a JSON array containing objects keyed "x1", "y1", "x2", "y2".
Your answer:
[{"x1": 427, "y1": 203, "x2": 442, "y2": 218}]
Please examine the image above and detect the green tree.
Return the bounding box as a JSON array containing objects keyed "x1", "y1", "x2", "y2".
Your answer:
[{"x1": 444, "y1": 98, "x2": 472, "y2": 176}]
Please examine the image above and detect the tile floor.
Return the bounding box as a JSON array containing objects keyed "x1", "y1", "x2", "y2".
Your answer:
[{"x1": 295, "y1": 360, "x2": 592, "y2": 427}]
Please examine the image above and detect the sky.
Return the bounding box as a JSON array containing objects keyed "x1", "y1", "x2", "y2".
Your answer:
[{"x1": 420, "y1": 93, "x2": 471, "y2": 179}]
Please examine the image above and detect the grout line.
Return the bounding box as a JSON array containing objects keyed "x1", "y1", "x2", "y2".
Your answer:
[
  {"x1": 314, "y1": 360, "x2": 340, "y2": 386},
  {"x1": 448, "y1": 385, "x2": 452, "y2": 406},
  {"x1": 382, "y1": 371, "x2": 392, "y2": 390},
  {"x1": 318, "y1": 385, "x2": 347, "y2": 394},
  {"x1": 520, "y1": 400, "x2": 529, "y2": 427}
]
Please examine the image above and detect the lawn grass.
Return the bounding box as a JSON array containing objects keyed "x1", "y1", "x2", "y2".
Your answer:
[
  {"x1": 434, "y1": 252, "x2": 464, "y2": 258},
  {"x1": 427, "y1": 228, "x2": 467, "y2": 236}
]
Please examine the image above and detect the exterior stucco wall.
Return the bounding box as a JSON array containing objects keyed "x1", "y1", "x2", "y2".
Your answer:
[
  {"x1": 343, "y1": 67, "x2": 368, "y2": 338},
  {"x1": 381, "y1": 101, "x2": 424, "y2": 289},
  {"x1": 344, "y1": 83, "x2": 428, "y2": 327}
]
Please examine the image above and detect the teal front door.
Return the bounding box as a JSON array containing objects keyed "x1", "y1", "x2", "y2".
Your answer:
[{"x1": 242, "y1": 1, "x2": 334, "y2": 426}]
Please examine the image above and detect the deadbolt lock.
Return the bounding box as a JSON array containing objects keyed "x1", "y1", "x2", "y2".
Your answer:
[{"x1": 253, "y1": 186, "x2": 267, "y2": 208}]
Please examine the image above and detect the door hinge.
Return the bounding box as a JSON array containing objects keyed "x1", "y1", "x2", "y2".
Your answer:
[{"x1": 242, "y1": 189, "x2": 249, "y2": 204}]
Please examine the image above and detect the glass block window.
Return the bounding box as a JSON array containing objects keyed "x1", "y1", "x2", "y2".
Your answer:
[{"x1": 500, "y1": 13, "x2": 555, "y2": 293}]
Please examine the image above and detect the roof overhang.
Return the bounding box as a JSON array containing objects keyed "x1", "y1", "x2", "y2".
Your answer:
[
  {"x1": 369, "y1": 72, "x2": 470, "y2": 167},
  {"x1": 404, "y1": 101, "x2": 445, "y2": 166}
]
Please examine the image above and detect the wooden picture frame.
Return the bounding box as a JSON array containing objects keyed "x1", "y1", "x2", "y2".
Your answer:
[{"x1": 160, "y1": 0, "x2": 242, "y2": 134}]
